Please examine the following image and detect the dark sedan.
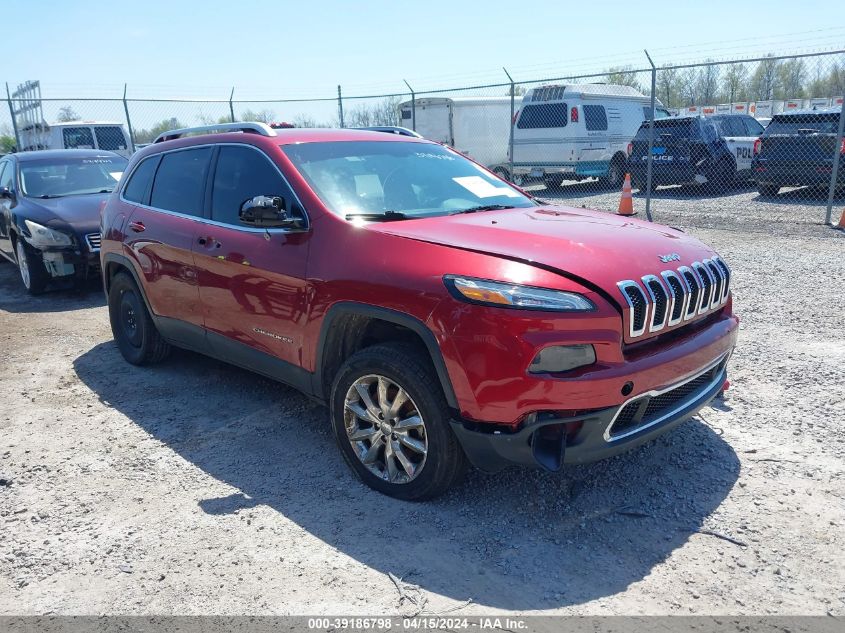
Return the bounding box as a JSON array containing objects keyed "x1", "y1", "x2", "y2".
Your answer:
[{"x1": 0, "y1": 149, "x2": 127, "y2": 293}]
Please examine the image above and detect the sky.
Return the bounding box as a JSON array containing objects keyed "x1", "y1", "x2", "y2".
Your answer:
[{"x1": 5, "y1": 0, "x2": 844, "y2": 100}]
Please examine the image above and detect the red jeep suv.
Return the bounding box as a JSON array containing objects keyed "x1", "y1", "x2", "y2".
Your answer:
[{"x1": 100, "y1": 122, "x2": 738, "y2": 500}]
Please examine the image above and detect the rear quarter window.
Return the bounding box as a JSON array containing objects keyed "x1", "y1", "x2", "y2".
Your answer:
[{"x1": 122, "y1": 156, "x2": 159, "y2": 204}]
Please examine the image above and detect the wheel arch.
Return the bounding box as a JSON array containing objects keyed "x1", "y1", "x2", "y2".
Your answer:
[
  {"x1": 313, "y1": 302, "x2": 459, "y2": 411},
  {"x1": 102, "y1": 252, "x2": 154, "y2": 315}
]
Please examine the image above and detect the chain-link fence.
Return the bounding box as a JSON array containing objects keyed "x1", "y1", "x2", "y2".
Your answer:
[{"x1": 4, "y1": 49, "x2": 844, "y2": 227}]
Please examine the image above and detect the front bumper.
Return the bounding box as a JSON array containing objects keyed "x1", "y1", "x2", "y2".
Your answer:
[
  {"x1": 30, "y1": 245, "x2": 99, "y2": 281},
  {"x1": 451, "y1": 352, "x2": 729, "y2": 473}
]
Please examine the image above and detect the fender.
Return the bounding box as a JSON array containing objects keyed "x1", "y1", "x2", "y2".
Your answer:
[{"x1": 313, "y1": 302, "x2": 459, "y2": 410}]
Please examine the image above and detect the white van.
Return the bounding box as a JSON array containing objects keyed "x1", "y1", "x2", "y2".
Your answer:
[
  {"x1": 510, "y1": 84, "x2": 669, "y2": 188},
  {"x1": 18, "y1": 121, "x2": 133, "y2": 158},
  {"x1": 398, "y1": 97, "x2": 512, "y2": 171}
]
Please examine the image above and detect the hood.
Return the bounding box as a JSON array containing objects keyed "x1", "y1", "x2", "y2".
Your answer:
[
  {"x1": 368, "y1": 205, "x2": 718, "y2": 300},
  {"x1": 22, "y1": 193, "x2": 109, "y2": 235}
]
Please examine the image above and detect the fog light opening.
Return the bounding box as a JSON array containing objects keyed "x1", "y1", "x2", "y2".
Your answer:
[{"x1": 529, "y1": 344, "x2": 596, "y2": 374}]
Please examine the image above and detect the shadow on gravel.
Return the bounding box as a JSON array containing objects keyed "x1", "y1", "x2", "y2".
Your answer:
[
  {"x1": 74, "y1": 341, "x2": 740, "y2": 611},
  {"x1": 0, "y1": 261, "x2": 104, "y2": 314}
]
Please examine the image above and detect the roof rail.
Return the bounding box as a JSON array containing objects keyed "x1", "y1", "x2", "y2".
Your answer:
[{"x1": 153, "y1": 122, "x2": 277, "y2": 144}]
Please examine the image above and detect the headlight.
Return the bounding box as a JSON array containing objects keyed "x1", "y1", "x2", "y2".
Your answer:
[
  {"x1": 24, "y1": 220, "x2": 73, "y2": 247},
  {"x1": 444, "y1": 275, "x2": 595, "y2": 311}
]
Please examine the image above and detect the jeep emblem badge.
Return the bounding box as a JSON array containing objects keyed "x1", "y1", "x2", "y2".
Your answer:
[{"x1": 658, "y1": 253, "x2": 681, "y2": 263}]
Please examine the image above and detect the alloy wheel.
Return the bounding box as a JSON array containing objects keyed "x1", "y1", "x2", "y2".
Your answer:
[
  {"x1": 16, "y1": 241, "x2": 30, "y2": 289},
  {"x1": 343, "y1": 374, "x2": 428, "y2": 484}
]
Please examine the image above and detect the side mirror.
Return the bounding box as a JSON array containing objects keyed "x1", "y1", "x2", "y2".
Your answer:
[
  {"x1": 239, "y1": 195, "x2": 301, "y2": 229},
  {"x1": 0, "y1": 186, "x2": 14, "y2": 201}
]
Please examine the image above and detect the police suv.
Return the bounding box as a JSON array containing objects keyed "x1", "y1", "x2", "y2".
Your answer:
[{"x1": 627, "y1": 114, "x2": 764, "y2": 192}]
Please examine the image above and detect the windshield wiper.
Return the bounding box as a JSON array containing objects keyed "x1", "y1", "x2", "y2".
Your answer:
[
  {"x1": 345, "y1": 210, "x2": 408, "y2": 222},
  {"x1": 36, "y1": 194, "x2": 63, "y2": 199},
  {"x1": 449, "y1": 204, "x2": 513, "y2": 215}
]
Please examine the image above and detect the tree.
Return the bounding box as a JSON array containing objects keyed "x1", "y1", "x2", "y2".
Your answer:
[
  {"x1": 238, "y1": 109, "x2": 275, "y2": 123},
  {"x1": 776, "y1": 59, "x2": 806, "y2": 99},
  {"x1": 678, "y1": 68, "x2": 699, "y2": 106},
  {"x1": 723, "y1": 63, "x2": 748, "y2": 103},
  {"x1": 505, "y1": 84, "x2": 526, "y2": 97},
  {"x1": 0, "y1": 135, "x2": 15, "y2": 154},
  {"x1": 604, "y1": 66, "x2": 645, "y2": 93},
  {"x1": 696, "y1": 62, "x2": 721, "y2": 105},
  {"x1": 750, "y1": 56, "x2": 780, "y2": 101},
  {"x1": 345, "y1": 97, "x2": 401, "y2": 128},
  {"x1": 657, "y1": 66, "x2": 681, "y2": 108},
  {"x1": 57, "y1": 106, "x2": 80, "y2": 122},
  {"x1": 132, "y1": 117, "x2": 185, "y2": 144}
]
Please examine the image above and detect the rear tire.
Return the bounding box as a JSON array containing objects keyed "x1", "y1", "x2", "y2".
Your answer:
[
  {"x1": 15, "y1": 239, "x2": 49, "y2": 295},
  {"x1": 330, "y1": 343, "x2": 467, "y2": 501},
  {"x1": 757, "y1": 183, "x2": 780, "y2": 198},
  {"x1": 108, "y1": 272, "x2": 170, "y2": 365},
  {"x1": 600, "y1": 155, "x2": 626, "y2": 189}
]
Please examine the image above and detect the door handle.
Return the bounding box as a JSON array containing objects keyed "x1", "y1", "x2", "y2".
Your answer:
[{"x1": 128, "y1": 221, "x2": 145, "y2": 233}]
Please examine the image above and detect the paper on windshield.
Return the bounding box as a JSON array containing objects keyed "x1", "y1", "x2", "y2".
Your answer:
[{"x1": 453, "y1": 176, "x2": 520, "y2": 198}]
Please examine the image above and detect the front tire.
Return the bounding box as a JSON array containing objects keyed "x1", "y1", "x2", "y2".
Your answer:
[
  {"x1": 330, "y1": 343, "x2": 467, "y2": 501},
  {"x1": 108, "y1": 272, "x2": 170, "y2": 365},
  {"x1": 15, "y1": 239, "x2": 49, "y2": 295}
]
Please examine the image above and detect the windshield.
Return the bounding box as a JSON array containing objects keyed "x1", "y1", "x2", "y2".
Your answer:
[
  {"x1": 20, "y1": 156, "x2": 127, "y2": 198},
  {"x1": 281, "y1": 141, "x2": 535, "y2": 219},
  {"x1": 634, "y1": 118, "x2": 698, "y2": 140},
  {"x1": 765, "y1": 113, "x2": 840, "y2": 135}
]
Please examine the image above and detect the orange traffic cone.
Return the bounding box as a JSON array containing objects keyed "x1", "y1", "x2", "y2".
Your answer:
[
  {"x1": 837, "y1": 207, "x2": 845, "y2": 230},
  {"x1": 617, "y1": 173, "x2": 635, "y2": 216}
]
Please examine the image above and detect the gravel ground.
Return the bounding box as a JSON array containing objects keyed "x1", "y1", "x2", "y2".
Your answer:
[{"x1": 0, "y1": 189, "x2": 843, "y2": 616}]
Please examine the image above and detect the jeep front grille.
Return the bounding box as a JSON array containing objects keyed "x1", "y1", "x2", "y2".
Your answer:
[
  {"x1": 85, "y1": 233, "x2": 102, "y2": 252},
  {"x1": 617, "y1": 257, "x2": 730, "y2": 340}
]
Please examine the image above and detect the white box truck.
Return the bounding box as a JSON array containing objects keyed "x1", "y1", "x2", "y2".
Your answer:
[{"x1": 398, "y1": 97, "x2": 512, "y2": 173}]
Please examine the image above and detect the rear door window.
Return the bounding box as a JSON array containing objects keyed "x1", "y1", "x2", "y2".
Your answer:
[
  {"x1": 583, "y1": 105, "x2": 608, "y2": 131},
  {"x1": 62, "y1": 127, "x2": 95, "y2": 149},
  {"x1": 720, "y1": 117, "x2": 746, "y2": 137},
  {"x1": 210, "y1": 145, "x2": 295, "y2": 226},
  {"x1": 95, "y1": 126, "x2": 128, "y2": 151},
  {"x1": 743, "y1": 117, "x2": 765, "y2": 137},
  {"x1": 516, "y1": 103, "x2": 567, "y2": 129},
  {"x1": 122, "y1": 156, "x2": 159, "y2": 204},
  {"x1": 150, "y1": 147, "x2": 212, "y2": 216}
]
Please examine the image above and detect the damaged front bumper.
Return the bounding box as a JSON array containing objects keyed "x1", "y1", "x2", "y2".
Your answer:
[{"x1": 451, "y1": 353, "x2": 729, "y2": 473}]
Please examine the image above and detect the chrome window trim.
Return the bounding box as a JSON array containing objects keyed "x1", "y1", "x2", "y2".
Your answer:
[
  {"x1": 693, "y1": 261, "x2": 716, "y2": 314},
  {"x1": 660, "y1": 269, "x2": 687, "y2": 327},
  {"x1": 641, "y1": 274, "x2": 668, "y2": 333},
  {"x1": 617, "y1": 280, "x2": 650, "y2": 339},
  {"x1": 678, "y1": 265, "x2": 702, "y2": 321},
  {"x1": 603, "y1": 351, "x2": 729, "y2": 442},
  {"x1": 119, "y1": 142, "x2": 310, "y2": 234}
]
